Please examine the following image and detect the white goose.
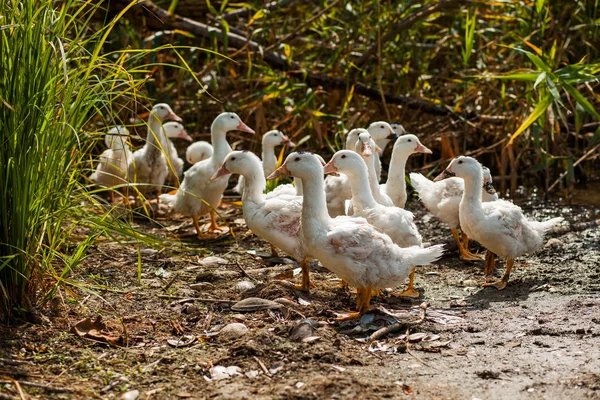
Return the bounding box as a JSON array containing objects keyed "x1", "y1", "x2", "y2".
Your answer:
[
  {"x1": 410, "y1": 166, "x2": 498, "y2": 261},
  {"x1": 380, "y1": 134, "x2": 432, "y2": 208},
  {"x1": 234, "y1": 130, "x2": 295, "y2": 195},
  {"x1": 128, "y1": 103, "x2": 182, "y2": 200},
  {"x1": 160, "y1": 112, "x2": 255, "y2": 237},
  {"x1": 435, "y1": 156, "x2": 563, "y2": 290},
  {"x1": 90, "y1": 126, "x2": 132, "y2": 202},
  {"x1": 354, "y1": 130, "x2": 394, "y2": 207},
  {"x1": 268, "y1": 152, "x2": 444, "y2": 317},
  {"x1": 186, "y1": 141, "x2": 214, "y2": 165},
  {"x1": 326, "y1": 150, "x2": 427, "y2": 298},
  {"x1": 324, "y1": 129, "x2": 363, "y2": 217},
  {"x1": 211, "y1": 151, "x2": 312, "y2": 291},
  {"x1": 366, "y1": 121, "x2": 398, "y2": 182}
]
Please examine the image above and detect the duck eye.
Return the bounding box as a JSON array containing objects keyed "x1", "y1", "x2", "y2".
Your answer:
[
  {"x1": 341, "y1": 155, "x2": 346, "y2": 159},
  {"x1": 230, "y1": 115, "x2": 234, "y2": 119},
  {"x1": 380, "y1": 125, "x2": 384, "y2": 129},
  {"x1": 294, "y1": 157, "x2": 300, "y2": 162},
  {"x1": 231, "y1": 157, "x2": 236, "y2": 161},
  {"x1": 408, "y1": 139, "x2": 412, "y2": 142},
  {"x1": 458, "y1": 160, "x2": 463, "y2": 164}
]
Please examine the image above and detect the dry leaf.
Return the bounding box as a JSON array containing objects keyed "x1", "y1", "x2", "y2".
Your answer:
[{"x1": 71, "y1": 316, "x2": 122, "y2": 346}]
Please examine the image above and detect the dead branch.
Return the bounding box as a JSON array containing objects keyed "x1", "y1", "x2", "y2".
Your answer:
[
  {"x1": 222, "y1": 0, "x2": 300, "y2": 21},
  {"x1": 138, "y1": 0, "x2": 455, "y2": 116}
]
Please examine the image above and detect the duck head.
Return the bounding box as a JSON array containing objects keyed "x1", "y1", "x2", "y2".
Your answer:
[
  {"x1": 211, "y1": 150, "x2": 260, "y2": 180},
  {"x1": 262, "y1": 130, "x2": 295, "y2": 148},
  {"x1": 152, "y1": 103, "x2": 182, "y2": 122},
  {"x1": 163, "y1": 121, "x2": 193, "y2": 142},
  {"x1": 367, "y1": 121, "x2": 398, "y2": 145},
  {"x1": 267, "y1": 152, "x2": 322, "y2": 180},
  {"x1": 392, "y1": 134, "x2": 431, "y2": 156},
  {"x1": 105, "y1": 125, "x2": 130, "y2": 149},
  {"x1": 212, "y1": 112, "x2": 255, "y2": 134},
  {"x1": 434, "y1": 156, "x2": 482, "y2": 182},
  {"x1": 323, "y1": 150, "x2": 364, "y2": 176}
]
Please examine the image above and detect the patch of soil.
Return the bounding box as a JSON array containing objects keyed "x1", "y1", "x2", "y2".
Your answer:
[{"x1": 0, "y1": 198, "x2": 599, "y2": 399}]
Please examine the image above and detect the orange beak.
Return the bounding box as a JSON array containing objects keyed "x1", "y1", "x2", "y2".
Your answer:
[
  {"x1": 237, "y1": 121, "x2": 255, "y2": 134},
  {"x1": 168, "y1": 111, "x2": 183, "y2": 123},
  {"x1": 361, "y1": 141, "x2": 373, "y2": 157},
  {"x1": 375, "y1": 144, "x2": 383, "y2": 154},
  {"x1": 415, "y1": 143, "x2": 432, "y2": 154},
  {"x1": 323, "y1": 160, "x2": 338, "y2": 175},
  {"x1": 433, "y1": 167, "x2": 455, "y2": 182},
  {"x1": 210, "y1": 164, "x2": 231, "y2": 181},
  {"x1": 178, "y1": 129, "x2": 193, "y2": 142},
  {"x1": 282, "y1": 136, "x2": 296, "y2": 147},
  {"x1": 266, "y1": 163, "x2": 289, "y2": 180}
]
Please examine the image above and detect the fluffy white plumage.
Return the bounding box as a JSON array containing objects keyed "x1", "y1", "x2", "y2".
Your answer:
[
  {"x1": 366, "y1": 121, "x2": 398, "y2": 182},
  {"x1": 186, "y1": 141, "x2": 214, "y2": 164},
  {"x1": 444, "y1": 156, "x2": 563, "y2": 260},
  {"x1": 160, "y1": 112, "x2": 254, "y2": 219},
  {"x1": 410, "y1": 166, "x2": 498, "y2": 230},
  {"x1": 160, "y1": 122, "x2": 192, "y2": 185},
  {"x1": 128, "y1": 104, "x2": 182, "y2": 195},
  {"x1": 380, "y1": 134, "x2": 432, "y2": 208},
  {"x1": 90, "y1": 126, "x2": 132, "y2": 188},
  {"x1": 276, "y1": 152, "x2": 444, "y2": 292}
]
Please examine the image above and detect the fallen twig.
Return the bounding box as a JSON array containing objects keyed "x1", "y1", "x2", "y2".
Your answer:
[
  {"x1": 0, "y1": 358, "x2": 33, "y2": 367},
  {"x1": 253, "y1": 356, "x2": 272, "y2": 378},
  {"x1": 0, "y1": 378, "x2": 76, "y2": 394}
]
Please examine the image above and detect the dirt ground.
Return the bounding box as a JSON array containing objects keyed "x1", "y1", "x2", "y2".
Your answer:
[{"x1": 1, "y1": 192, "x2": 599, "y2": 400}]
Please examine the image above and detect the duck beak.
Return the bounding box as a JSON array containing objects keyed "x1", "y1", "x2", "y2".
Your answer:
[
  {"x1": 433, "y1": 168, "x2": 455, "y2": 182},
  {"x1": 210, "y1": 165, "x2": 230, "y2": 181},
  {"x1": 168, "y1": 111, "x2": 183, "y2": 122},
  {"x1": 375, "y1": 144, "x2": 383, "y2": 154},
  {"x1": 415, "y1": 143, "x2": 432, "y2": 154},
  {"x1": 178, "y1": 129, "x2": 193, "y2": 142},
  {"x1": 386, "y1": 132, "x2": 399, "y2": 141},
  {"x1": 282, "y1": 136, "x2": 296, "y2": 147},
  {"x1": 267, "y1": 163, "x2": 289, "y2": 179},
  {"x1": 237, "y1": 121, "x2": 255, "y2": 134},
  {"x1": 323, "y1": 160, "x2": 338, "y2": 175},
  {"x1": 362, "y1": 142, "x2": 373, "y2": 157},
  {"x1": 484, "y1": 181, "x2": 496, "y2": 195}
]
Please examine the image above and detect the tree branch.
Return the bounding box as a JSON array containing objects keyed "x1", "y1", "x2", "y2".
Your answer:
[
  {"x1": 221, "y1": 0, "x2": 300, "y2": 21},
  {"x1": 354, "y1": 0, "x2": 466, "y2": 69},
  {"x1": 138, "y1": 0, "x2": 454, "y2": 116}
]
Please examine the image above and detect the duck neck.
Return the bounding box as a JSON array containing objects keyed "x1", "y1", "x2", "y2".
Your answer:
[
  {"x1": 461, "y1": 172, "x2": 484, "y2": 214},
  {"x1": 261, "y1": 145, "x2": 278, "y2": 177},
  {"x1": 386, "y1": 150, "x2": 409, "y2": 199},
  {"x1": 294, "y1": 177, "x2": 303, "y2": 196},
  {"x1": 363, "y1": 154, "x2": 383, "y2": 198},
  {"x1": 145, "y1": 113, "x2": 164, "y2": 157},
  {"x1": 345, "y1": 165, "x2": 378, "y2": 211},
  {"x1": 241, "y1": 160, "x2": 267, "y2": 205},
  {"x1": 211, "y1": 126, "x2": 232, "y2": 168},
  {"x1": 300, "y1": 172, "x2": 330, "y2": 229}
]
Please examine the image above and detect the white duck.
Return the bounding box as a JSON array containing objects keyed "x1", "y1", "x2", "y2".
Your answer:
[
  {"x1": 159, "y1": 112, "x2": 255, "y2": 237},
  {"x1": 211, "y1": 151, "x2": 312, "y2": 291},
  {"x1": 268, "y1": 152, "x2": 444, "y2": 317},
  {"x1": 234, "y1": 130, "x2": 295, "y2": 195},
  {"x1": 324, "y1": 128, "x2": 363, "y2": 217},
  {"x1": 128, "y1": 103, "x2": 182, "y2": 200},
  {"x1": 90, "y1": 126, "x2": 132, "y2": 202},
  {"x1": 353, "y1": 130, "x2": 394, "y2": 207},
  {"x1": 326, "y1": 150, "x2": 427, "y2": 298},
  {"x1": 380, "y1": 134, "x2": 432, "y2": 208},
  {"x1": 186, "y1": 141, "x2": 214, "y2": 165},
  {"x1": 409, "y1": 165, "x2": 498, "y2": 261},
  {"x1": 435, "y1": 156, "x2": 563, "y2": 290},
  {"x1": 366, "y1": 121, "x2": 398, "y2": 182},
  {"x1": 390, "y1": 123, "x2": 406, "y2": 136},
  {"x1": 159, "y1": 121, "x2": 193, "y2": 186}
]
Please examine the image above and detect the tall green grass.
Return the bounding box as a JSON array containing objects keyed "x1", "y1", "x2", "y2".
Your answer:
[{"x1": 0, "y1": 0, "x2": 143, "y2": 318}]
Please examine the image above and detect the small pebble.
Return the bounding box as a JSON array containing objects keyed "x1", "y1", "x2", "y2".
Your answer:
[
  {"x1": 183, "y1": 304, "x2": 200, "y2": 315},
  {"x1": 190, "y1": 282, "x2": 216, "y2": 292},
  {"x1": 545, "y1": 238, "x2": 563, "y2": 248},
  {"x1": 220, "y1": 323, "x2": 249, "y2": 340},
  {"x1": 121, "y1": 390, "x2": 139, "y2": 400},
  {"x1": 200, "y1": 256, "x2": 229, "y2": 267},
  {"x1": 235, "y1": 280, "x2": 256, "y2": 292}
]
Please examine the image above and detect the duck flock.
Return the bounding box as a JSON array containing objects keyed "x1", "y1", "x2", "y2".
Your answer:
[{"x1": 90, "y1": 103, "x2": 564, "y2": 318}]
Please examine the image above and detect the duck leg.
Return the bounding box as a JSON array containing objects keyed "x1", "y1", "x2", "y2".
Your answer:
[
  {"x1": 483, "y1": 250, "x2": 496, "y2": 276},
  {"x1": 295, "y1": 258, "x2": 314, "y2": 292},
  {"x1": 335, "y1": 286, "x2": 373, "y2": 320},
  {"x1": 482, "y1": 258, "x2": 514, "y2": 290},
  {"x1": 109, "y1": 190, "x2": 115, "y2": 204},
  {"x1": 340, "y1": 280, "x2": 349, "y2": 289},
  {"x1": 269, "y1": 244, "x2": 280, "y2": 258},
  {"x1": 392, "y1": 267, "x2": 420, "y2": 298},
  {"x1": 208, "y1": 210, "x2": 227, "y2": 233},
  {"x1": 193, "y1": 215, "x2": 209, "y2": 239},
  {"x1": 452, "y1": 228, "x2": 482, "y2": 261}
]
